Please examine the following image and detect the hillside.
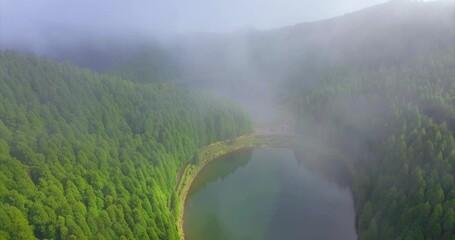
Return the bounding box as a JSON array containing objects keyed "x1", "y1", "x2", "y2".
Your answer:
[
  {"x1": 0, "y1": 51, "x2": 252, "y2": 239},
  {"x1": 0, "y1": 0, "x2": 454, "y2": 239},
  {"x1": 292, "y1": 46, "x2": 455, "y2": 240},
  {"x1": 278, "y1": 2, "x2": 455, "y2": 239},
  {"x1": 105, "y1": 1, "x2": 455, "y2": 122}
]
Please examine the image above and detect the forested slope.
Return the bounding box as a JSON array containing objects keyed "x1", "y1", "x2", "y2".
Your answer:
[
  {"x1": 278, "y1": 3, "x2": 455, "y2": 238},
  {"x1": 0, "y1": 51, "x2": 252, "y2": 239},
  {"x1": 107, "y1": 47, "x2": 178, "y2": 84},
  {"x1": 289, "y1": 48, "x2": 455, "y2": 239}
]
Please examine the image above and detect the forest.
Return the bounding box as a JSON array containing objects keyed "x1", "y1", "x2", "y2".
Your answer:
[
  {"x1": 0, "y1": 1, "x2": 454, "y2": 240},
  {"x1": 0, "y1": 51, "x2": 252, "y2": 239},
  {"x1": 288, "y1": 48, "x2": 455, "y2": 239}
]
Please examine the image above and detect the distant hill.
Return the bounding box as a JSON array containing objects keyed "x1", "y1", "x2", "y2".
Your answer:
[
  {"x1": 250, "y1": 0, "x2": 454, "y2": 75},
  {"x1": 164, "y1": 0, "x2": 455, "y2": 122},
  {"x1": 1, "y1": 1, "x2": 454, "y2": 239},
  {"x1": 2, "y1": 1, "x2": 451, "y2": 123},
  {"x1": 171, "y1": 0, "x2": 454, "y2": 82},
  {"x1": 6, "y1": 1, "x2": 452, "y2": 88}
]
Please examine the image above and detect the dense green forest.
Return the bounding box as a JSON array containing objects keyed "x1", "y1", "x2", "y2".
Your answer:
[
  {"x1": 288, "y1": 48, "x2": 455, "y2": 239},
  {"x1": 108, "y1": 48, "x2": 178, "y2": 84},
  {"x1": 0, "y1": 51, "x2": 252, "y2": 239},
  {"x1": 1, "y1": 1, "x2": 454, "y2": 239}
]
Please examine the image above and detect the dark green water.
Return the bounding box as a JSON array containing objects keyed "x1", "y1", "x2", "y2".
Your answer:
[{"x1": 183, "y1": 148, "x2": 357, "y2": 240}]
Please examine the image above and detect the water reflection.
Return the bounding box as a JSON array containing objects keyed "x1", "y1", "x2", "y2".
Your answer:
[{"x1": 184, "y1": 148, "x2": 357, "y2": 240}]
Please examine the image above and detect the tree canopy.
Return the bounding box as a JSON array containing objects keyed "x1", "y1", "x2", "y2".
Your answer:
[
  {"x1": 0, "y1": 51, "x2": 252, "y2": 239},
  {"x1": 289, "y1": 48, "x2": 455, "y2": 239}
]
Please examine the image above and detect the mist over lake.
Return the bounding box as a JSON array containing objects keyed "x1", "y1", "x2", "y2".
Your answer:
[{"x1": 184, "y1": 148, "x2": 357, "y2": 240}]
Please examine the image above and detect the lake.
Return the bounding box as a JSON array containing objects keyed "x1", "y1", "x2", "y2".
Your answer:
[{"x1": 183, "y1": 148, "x2": 357, "y2": 240}]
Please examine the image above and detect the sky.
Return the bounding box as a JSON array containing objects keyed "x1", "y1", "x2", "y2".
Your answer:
[{"x1": 1, "y1": 0, "x2": 390, "y2": 41}]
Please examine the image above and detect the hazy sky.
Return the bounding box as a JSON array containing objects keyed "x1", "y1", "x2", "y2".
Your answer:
[{"x1": 1, "y1": 0, "x2": 389, "y2": 48}]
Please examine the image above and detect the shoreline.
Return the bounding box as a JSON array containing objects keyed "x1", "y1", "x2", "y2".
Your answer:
[
  {"x1": 174, "y1": 133, "x2": 359, "y2": 240},
  {"x1": 174, "y1": 134, "x2": 294, "y2": 240}
]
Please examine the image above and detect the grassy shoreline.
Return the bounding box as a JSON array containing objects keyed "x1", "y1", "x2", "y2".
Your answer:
[
  {"x1": 173, "y1": 133, "x2": 357, "y2": 240},
  {"x1": 174, "y1": 134, "x2": 293, "y2": 239}
]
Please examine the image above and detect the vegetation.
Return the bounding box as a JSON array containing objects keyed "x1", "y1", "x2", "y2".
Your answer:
[
  {"x1": 173, "y1": 133, "x2": 294, "y2": 238},
  {"x1": 0, "y1": 51, "x2": 252, "y2": 239},
  {"x1": 1, "y1": 1, "x2": 454, "y2": 239},
  {"x1": 108, "y1": 49, "x2": 177, "y2": 84},
  {"x1": 288, "y1": 49, "x2": 455, "y2": 239},
  {"x1": 175, "y1": 134, "x2": 291, "y2": 200}
]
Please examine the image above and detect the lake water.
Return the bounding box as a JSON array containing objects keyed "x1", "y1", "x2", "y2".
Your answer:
[{"x1": 183, "y1": 148, "x2": 357, "y2": 240}]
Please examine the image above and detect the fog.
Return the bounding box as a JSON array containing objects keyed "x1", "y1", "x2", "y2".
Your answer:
[
  {"x1": 1, "y1": 0, "x2": 452, "y2": 126},
  {"x1": 0, "y1": 0, "x2": 387, "y2": 65},
  {"x1": 0, "y1": 0, "x2": 394, "y2": 122},
  {"x1": 1, "y1": 0, "x2": 387, "y2": 44},
  {"x1": 1, "y1": 1, "x2": 454, "y2": 239}
]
